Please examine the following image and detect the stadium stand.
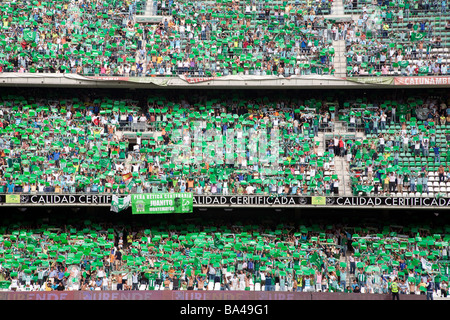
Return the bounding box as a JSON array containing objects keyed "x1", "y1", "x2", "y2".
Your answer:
[
  {"x1": 335, "y1": 92, "x2": 450, "y2": 196},
  {"x1": 1, "y1": 0, "x2": 449, "y2": 77},
  {"x1": 344, "y1": 2, "x2": 450, "y2": 76},
  {"x1": 0, "y1": 89, "x2": 340, "y2": 196},
  {"x1": 1, "y1": 88, "x2": 450, "y2": 198},
  {"x1": 0, "y1": 0, "x2": 449, "y2": 302},
  {"x1": 0, "y1": 211, "x2": 448, "y2": 295},
  {"x1": 0, "y1": 0, "x2": 337, "y2": 77}
]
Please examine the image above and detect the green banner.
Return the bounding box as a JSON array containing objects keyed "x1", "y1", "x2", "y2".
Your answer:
[{"x1": 131, "y1": 193, "x2": 193, "y2": 214}]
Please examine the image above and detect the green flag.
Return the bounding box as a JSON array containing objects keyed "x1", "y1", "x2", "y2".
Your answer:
[
  {"x1": 411, "y1": 32, "x2": 425, "y2": 41},
  {"x1": 127, "y1": 180, "x2": 135, "y2": 191},
  {"x1": 23, "y1": 29, "x2": 36, "y2": 42},
  {"x1": 126, "y1": 31, "x2": 135, "y2": 39},
  {"x1": 213, "y1": 235, "x2": 224, "y2": 250},
  {"x1": 309, "y1": 252, "x2": 323, "y2": 268}
]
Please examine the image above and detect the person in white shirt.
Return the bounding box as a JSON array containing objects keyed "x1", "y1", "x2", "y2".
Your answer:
[
  {"x1": 378, "y1": 135, "x2": 385, "y2": 153},
  {"x1": 380, "y1": 113, "x2": 387, "y2": 130},
  {"x1": 414, "y1": 141, "x2": 421, "y2": 156},
  {"x1": 403, "y1": 136, "x2": 409, "y2": 152},
  {"x1": 231, "y1": 275, "x2": 238, "y2": 290},
  {"x1": 136, "y1": 135, "x2": 141, "y2": 146},
  {"x1": 333, "y1": 179, "x2": 339, "y2": 195},
  {"x1": 389, "y1": 173, "x2": 397, "y2": 193},
  {"x1": 102, "y1": 277, "x2": 109, "y2": 290}
]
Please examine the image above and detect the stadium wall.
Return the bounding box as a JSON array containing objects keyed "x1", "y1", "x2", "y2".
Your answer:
[
  {"x1": 0, "y1": 290, "x2": 425, "y2": 300},
  {"x1": 2, "y1": 194, "x2": 450, "y2": 210},
  {"x1": 1, "y1": 73, "x2": 450, "y2": 88}
]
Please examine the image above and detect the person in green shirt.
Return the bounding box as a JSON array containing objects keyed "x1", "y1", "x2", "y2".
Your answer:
[
  {"x1": 417, "y1": 174, "x2": 423, "y2": 194},
  {"x1": 313, "y1": 115, "x2": 320, "y2": 137}
]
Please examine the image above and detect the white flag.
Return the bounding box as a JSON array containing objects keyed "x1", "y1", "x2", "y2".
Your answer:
[
  {"x1": 110, "y1": 195, "x2": 131, "y2": 213},
  {"x1": 420, "y1": 258, "x2": 432, "y2": 272}
]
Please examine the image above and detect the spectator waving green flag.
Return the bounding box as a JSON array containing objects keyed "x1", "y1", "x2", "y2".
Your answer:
[
  {"x1": 213, "y1": 233, "x2": 224, "y2": 250},
  {"x1": 309, "y1": 251, "x2": 323, "y2": 268},
  {"x1": 411, "y1": 32, "x2": 425, "y2": 41},
  {"x1": 23, "y1": 29, "x2": 36, "y2": 43},
  {"x1": 126, "y1": 30, "x2": 135, "y2": 39}
]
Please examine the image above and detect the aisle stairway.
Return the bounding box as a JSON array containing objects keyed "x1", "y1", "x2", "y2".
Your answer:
[
  {"x1": 331, "y1": 0, "x2": 346, "y2": 17},
  {"x1": 136, "y1": 0, "x2": 171, "y2": 23},
  {"x1": 331, "y1": 40, "x2": 347, "y2": 78}
]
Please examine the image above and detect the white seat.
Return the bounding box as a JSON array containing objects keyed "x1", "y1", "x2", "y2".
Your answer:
[
  {"x1": 254, "y1": 283, "x2": 261, "y2": 291},
  {"x1": 139, "y1": 284, "x2": 147, "y2": 290},
  {"x1": 214, "y1": 283, "x2": 221, "y2": 290},
  {"x1": 208, "y1": 282, "x2": 214, "y2": 290}
]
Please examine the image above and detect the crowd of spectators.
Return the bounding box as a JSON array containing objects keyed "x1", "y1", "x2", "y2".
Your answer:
[
  {"x1": 0, "y1": 0, "x2": 337, "y2": 77},
  {"x1": 2, "y1": 89, "x2": 450, "y2": 197},
  {"x1": 335, "y1": 92, "x2": 450, "y2": 195},
  {"x1": 0, "y1": 212, "x2": 448, "y2": 296},
  {"x1": 344, "y1": 2, "x2": 450, "y2": 76},
  {"x1": 0, "y1": 89, "x2": 339, "y2": 196},
  {"x1": 1, "y1": 0, "x2": 449, "y2": 77}
]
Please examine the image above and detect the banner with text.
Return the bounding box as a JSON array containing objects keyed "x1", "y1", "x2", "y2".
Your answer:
[
  {"x1": 346, "y1": 77, "x2": 394, "y2": 85},
  {"x1": 1, "y1": 194, "x2": 450, "y2": 208},
  {"x1": 131, "y1": 193, "x2": 193, "y2": 214},
  {"x1": 394, "y1": 76, "x2": 450, "y2": 86}
]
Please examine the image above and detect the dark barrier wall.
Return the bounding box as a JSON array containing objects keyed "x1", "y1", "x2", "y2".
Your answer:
[
  {"x1": 3, "y1": 194, "x2": 450, "y2": 209},
  {"x1": 0, "y1": 291, "x2": 425, "y2": 300}
]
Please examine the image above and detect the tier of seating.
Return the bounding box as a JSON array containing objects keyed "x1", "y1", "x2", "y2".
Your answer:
[
  {"x1": 338, "y1": 94, "x2": 450, "y2": 196},
  {"x1": 0, "y1": 0, "x2": 336, "y2": 77},
  {"x1": 1, "y1": 0, "x2": 450, "y2": 77},
  {"x1": 344, "y1": 0, "x2": 449, "y2": 15},
  {"x1": 1, "y1": 89, "x2": 449, "y2": 197},
  {"x1": 0, "y1": 213, "x2": 448, "y2": 294},
  {"x1": 345, "y1": 4, "x2": 450, "y2": 76},
  {"x1": 0, "y1": 91, "x2": 338, "y2": 196}
]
